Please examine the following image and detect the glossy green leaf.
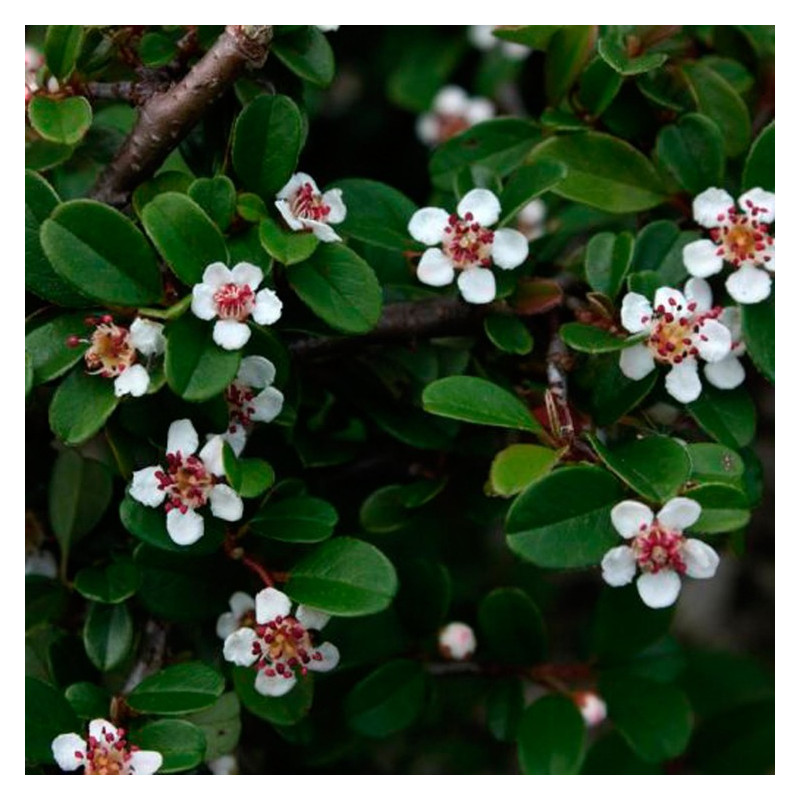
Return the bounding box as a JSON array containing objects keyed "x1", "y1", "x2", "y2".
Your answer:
[
  {"x1": 259, "y1": 216, "x2": 319, "y2": 265},
  {"x1": 584, "y1": 231, "x2": 634, "y2": 298},
  {"x1": 627, "y1": 269, "x2": 662, "y2": 299},
  {"x1": 272, "y1": 26, "x2": 335, "y2": 87},
  {"x1": 528, "y1": 132, "x2": 666, "y2": 213},
  {"x1": 578, "y1": 57, "x2": 623, "y2": 116},
  {"x1": 44, "y1": 25, "x2": 83, "y2": 80},
  {"x1": 560, "y1": 323, "x2": 637, "y2": 353},
  {"x1": 632, "y1": 220, "x2": 697, "y2": 286},
  {"x1": 286, "y1": 537, "x2": 398, "y2": 616},
  {"x1": 517, "y1": 694, "x2": 586, "y2": 774},
  {"x1": 741, "y1": 292, "x2": 775, "y2": 382},
  {"x1": 479, "y1": 588, "x2": 546, "y2": 664},
  {"x1": 483, "y1": 314, "x2": 534, "y2": 354},
  {"x1": 132, "y1": 170, "x2": 192, "y2": 217},
  {"x1": 28, "y1": 96, "x2": 92, "y2": 146},
  {"x1": 232, "y1": 667, "x2": 313, "y2": 725},
  {"x1": 26, "y1": 576, "x2": 68, "y2": 631},
  {"x1": 224, "y1": 453, "x2": 275, "y2": 499},
  {"x1": 129, "y1": 719, "x2": 205, "y2": 774},
  {"x1": 588, "y1": 434, "x2": 691, "y2": 504},
  {"x1": 583, "y1": 353, "x2": 659, "y2": 426},
  {"x1": 188, "y1": 176, "x2": 237, "y2": 231},
  {"x1": 656, "y1": 113, "x2": 725, "y2": 195},
  {"x1": 506, "y1": 466, "x2": 623, "y2": 568},
  {"x1": 250, "y1": 495, "x2": 337, "y2": 543},
  {"x1": 164, "y1": 314, "x2": 242, "y2": 402},
  {"x1": 545, "y1": 25, "x2": 596, "y2": 103},
  {"x1": 597, "y1": 37, "x2": 668, "y2": 76},
  {"x1": 25, "y1": 677, "x2": 80, "y2": 765},
  {"x1": 25, "y1": 312, "x2": 88, "y2": 384},
  {"x1": 25, "y1": 139, "x2": 73, "y2": 171},
  {"x1": 49, "y1": 368, "x2": 120, "y2": 445},
  {"x1": 422, "y1": 375, "x2": 541, "y2": 433},
  {"x1": 684, "y1": 483, "x2": 751, "y2": 533},
  {"x1": 344, "y1": 660, "x2": 427, "y2": 738},
  {"x1": 488, "y1": 444, "x2": 560, "y2": 497},
  {"x1": 687, "y1": 385, "x2": 756, "y2": 448},
  {"x1": 687, "y1": 443, "x2": 745, "y2": 486},
  {"x1": 498, "y1": 160, "x2": 568, "y2": 226},
  {"x1": 41, "y1": 200, "x2": 163, "y2": 305},
  {"x1": 142, "y1": 192, "x2": 228, "y2": 285},
  {"x1": 287, "y1": 243, "x2": 382, "y2": 334},
  {"x1": 127, "y1": 661, "x2": 225, "y2": 715},
  {"x1": 232, "y1": 94, "x2": 303, "y2": 200},
  {"x1": 360, "y1": 485, "x2": 412, "y2": 533},
  {"x1": 184, "y1": 693, "x2": 241, "y2": 762},
  {"x1": 494, "y1": 26, "x2": 563, "y2": 50},
  {"x1": 65, "y1": 682, "x2": 112, "y2": 720},
  {"x1": 743, "y1": 121, "x2": 775, "y2": 192},
  {"x1": 83, "y1": 602, "x2": 133, "y2": 671},
  {"x1": 74, "y1": 558, "x2": 141, "y2": 604},
  {"x1": 138, "y1": 32, "x2": 177, "y2": 67}
]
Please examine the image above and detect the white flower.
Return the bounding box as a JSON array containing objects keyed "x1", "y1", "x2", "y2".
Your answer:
[
  {"x1": 191, "y1": 262, "x2": 282, "y2": 351},
  {"x1": 601, "y1": 498, "x2": 720, "y2": 609},
  {"x1": 516, "y1": 198, "x2": 547, "y2": 242},
  {"x1": 704, "y1": 306, "x2": 747, "y2": 390},
  {"x1": 129, "y1": 419, "x2": 243, "y2": 546},
  {"x1": 25, "y1": 549, "x2": 57, "y2": 579},
  {"x1": 316, "y1": 25, "x2": 339, "y2": 32},
  {"x1": 216, "y1": 591, "x2": 256, "y2": 640},
  {"x1": 223, "y1": 587, "x2": 340, "y2": 697},
  {"x1": 416, "y1": 85, "x2": 495, "y2": 147},
  {"x1": 51, "y1": 718, "x2": 162, "y2": 775},
  {"x1": 438, "y1": 622, "x2": 476, "y2": 660},
  {"x1": 408, "y1": 188, "x2": 529, "y2": 304},
  {"x1": 207, "y1": 754, "x2": 238, "y2": 775},
  {"x1": 275, "y1": 172, "x2": 346, "y2": 243},
  {"x1": 69, "y1": 315, "x2": 165, "y2": 398},
  {"x1": 223, "y1": 356, "x2": 285, "y2": 456},
  {"x1": 468, "y1": 25, "x2": 531, "y2": 60},
  {"x1": 682, "y1": 187, "x2": 775, "y2": 304},
  {"x1": 574, "y1": 691, "x2": 607, "y2": 727},
  {"x1": 618, "y1": 278, "x2": 732, "y2": 403}
]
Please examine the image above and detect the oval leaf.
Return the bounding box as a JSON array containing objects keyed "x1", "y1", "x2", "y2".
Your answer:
[
  {"x1": 128, "y1": 719, "x2": 205, "y2": 774},
  {"x1": 26, "y1": 677, "x2": 80, "y2": 765},
  {"x1": 49, "y1": 369, "x2": 120, "y2": 445},
  {"x1": 479, "y1": 588, "x2": 546, "y2": 664},
  {"x1": 743, "y1": 121, "x2": 774, "y2": 192},
  {"x1": 25, "y1": 312, "x2": 89, "y2": 385},
  {"x1": 249, "y1": 495, "x2": 337, "y2": 543},
  {"x1": 560, "y1": 323, "x2": 637, "y2": 353},
  {"x1": 632, "y1": 220, "x2": 696, "y2": 286},
  {"x1": 684, "y1": 483, "x2": 751, "y2": 533},
  {"x1": 585, "y1": 231, "x2": 634, "y2": 298},
  {"x1": 741, "y1": 293, "x2": 774, "y2": 383},
  {"x1": 687, "y1": 385, "x2": 756, "y2": 449},
  {"x1": 272, "y1": 26, "x2": 335, "y2": 87},
  {"x1": 517, "y1": 694, "x2": 586, "y2": 774},
  {"x1": 188, "y1": 176, "x2": 237, "y2": 232},
  {"x1": 127, "y1": 661, "x2": 225, "y2": 715},
  {"x1": 484, "y1": 314, "x2": 534, "y2": 355},
  {"x1": 83, "y1": 602, "x2": 134, "y2": 671},
  {"x1": 488, "y1": 444, "x2": 560, "y2": 498},
  {"x1": 232, "y1": 666, "x2": 313, "y2": 725},
  {"x1": 28, "y1": 95, "x2": 92, "y2": 145},
  {"x1": 74, "y1": 559, "x2": 141, "y2": 604},
  {"x1": 656, "y1": 113, "x2": 725, "y2": 195},
  {"x1": 44, "y1": 25, "x2": 83, "y2": 80},
  {"x1": 497, "y1": 160, "x2": 568, "y2": 226}
]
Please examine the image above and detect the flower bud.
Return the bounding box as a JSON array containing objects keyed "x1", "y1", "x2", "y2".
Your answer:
[
  {"x1": 438, "y1": 622, "x2": 476, "y2": 661},
  {"x1": 574, "y1": 691, "x2": 607, "y2": 727}
]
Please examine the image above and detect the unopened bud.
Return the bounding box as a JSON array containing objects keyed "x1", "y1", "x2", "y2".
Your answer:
[
  {"x1": 574, "y1": 691, "x2": 607, "y2": 727},
  {"x1": 438, "y1": 622, "x2": 476, "y2": 661},
  {"x1": 65, "y1": 335, "x2": 81, "y2": 348}
]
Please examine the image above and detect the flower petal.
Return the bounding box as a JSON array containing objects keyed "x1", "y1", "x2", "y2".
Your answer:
[
  {"x1": 491, "y1": 228, "x2": 528, "y2": 270},
  {"x1": 683, "y1": 277, "x2": 713, "y2": 314},
  {"x1": 307, "y1": 641, "x2": 340, "y2": 673},
  {"x1": 620, "y1": 293, "x2": 653, "y2": 334},
  {"x1": 636, "y1": 571, "x2": 682, "y2": 608},
  {"x1": 434, "y1": 85, "x2": 468, "y2": 115},
  {"x1": 130, "y1": 466, "x2": 166, "y2": 508},
  {"x1": 277, "y1": 172, "x2": 316, "y2": 200},
  {"x1": 296, "y1": 605, "x2": 330, "y2": 631},
  {"x1": 695, "y1": 319, "x2": 732, "y2": 363},
  {"x1": 51, "y1": 733, "x2": 86, "y2": 772},
  {"x1": 304, "y1": 218, "x2": 342, "y2": 243},
  {"x1": 201, "y1": 262, "x2": 233, "y2": 288},
  {"x1": 738, "y1": 187, "x2": 775, "y2": 224},
  {"x1": 417, "y1": 248, "x2": 455, "y2": 287},
  {"x1": 198, "y1": 435, "x2": 225, "y2": 477},
  {"x1": 230, "y1": 590, "x2": 256, "y2": 618},
  {"x1": 254, "y1": 670, "x2": 297, "y2": 697},
  {"x1": 416, "y1": 113, "x2": 439, "y2": 146},
  {"x1": 665, "y1": 359, "x2": 702, "y2": 404},
  {"x1": 128, "y1": 750, "x2": 163, "y2": 775},
  {"x1": 611, "y1": 500, "x2": 654, "y2": 539},
  {"x1": 275, "y1": 199, "x2": 304, "y2": 231},
  {"x1": 223, "y1": 628, "x2": 258, "y2": 667},
  {"x1": 518, "y1": 198, "x2": 547, "y2": 227},
  {"x1": 619, "y1": 343, "x2": 656, "y2": 381},
  {"x1": 209, "y1": 484, "x2": 244, "y2": 522},
  {"x1": 129, "y1": 318, "x2": 165, "y2": 356},
  {"x1": 601, "y1": 546, "x2": 637, "y2": 587},
  {"x1": 704, "y1": 354, "x2": 746, "y2": 389},
  {"x1": 238, "y1": 355, "x2": 276, "y2": 389},
  {"x1": 167, "y1": 419, "x2": 198, "y2": 457},
  {"x1": 657, "y1": 497, "x2": 702, "y2": 531},
  {"x1": 251, "y1": 387, "x2": 285, "y2": 423},
  {"x1": 653, "y1": 287, "x2": 687, "y2": 313},
  {"x1": 725, "y1": 265, "x2": 772, "y2": 305},
  {"x1": 322, "y1": 188, "x2": 347, "y2": 224},
  {"x1": 408, "y1": 207, "x2": 449, "y2": 246},
  {"x1": 231, "y1": 262, "x2": 263, "y2": 290},
  {"x1": 252, "y1": 288, "x2": 283, "y2": 325},
  {"x1": 224, "y1": 424, "x2": 248, "y2": 457},
  {"x1": 692, "y1": 187, "x2": 735, "y2": 228},
  {"x1": 466, "y1": 97, "x2": 494, "y2": 125},
  {"x1": 683, "y1": 538, "x2": 720, "y2": 579},
  {"x1": 761, "y1": 244, "x2": 775, "y2": 272},
  {"x1": 191, "y1": 283, "x2": 218, "y2": 320},
  {"x1": 215, "y1": 611, "x2": 239, "y2": 640},
  {"x1": 213, "y1": 320, "x2": 252, "y2": 350},
  {"x1": 114, "y1": 364, "x2": 150, "y2": 398},
  {"x1": 457, "y1": 267, "x2": 496, "y2": 304},
  {"x1": 166, "y1": 508, "x2": 205, "y2": 546},
  {"x1": 682, "y1": 240, "x2": 724, "y2": 278},
  {"x1": 457, "y1": 188, "x2": 500, "y2": 227},
  {"x1": 89, "y1": 718, "x2": 119, "y2": 743},
  {"x1": 255, "y1": 587, "x2": 292, "y2": 624}
]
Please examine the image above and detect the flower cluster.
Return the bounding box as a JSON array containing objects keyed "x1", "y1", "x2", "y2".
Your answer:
[
  {"x1": 275, "y1": 172, "x2": 347, "y2": 243},
  {"x1": 416, "y1": 85, "x2": 494, "y2": 147}
]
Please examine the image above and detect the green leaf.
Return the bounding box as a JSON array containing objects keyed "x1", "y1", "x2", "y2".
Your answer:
[
  {"x1": 527, "y1": 132, "x2": 666, "y2": 213},
  {"x1": 488, "y1": 444, "x2": 560, "y2": 497},
  {"x1": 684, "y1": 483, "x2": 751, "y2": 533},
  {"x1": 506, "y1": 465, "x2": 623, "y2": 568},
  {"x1": 127, "y1": 662, "x2": 225, "y2": 715},
  {"x1": 26, "y1": 140, "x2": 75, "y2": 173},
  {"x1": 232, "y1": 667, "x2": 313, "y2": 725},
  {"x1": 83, "y1": 602, "x2": 133, "y2": 671},
  {"x1": 560, "y1": 323, "x2": 637, "y2": 354},
  {"x1": 583, "y1": 353, "x2": 659, "y2": 426},
  {"x1": 25, "y1": 312, "x2": 88, "y2": 384},
  {"x1": 600, "y1": 674, "x2": 692, "y2": 763},
  {"x1": 44, "y1": 25, "x2": 83, "y2": 80},
  {"x1": 188, "y1": 176, "x2": 237, "y2": 232},
  {"x1": 129, "y1": 720, "x2": 206, "y2": 773},
  {"x1": 138, "y1": 32, "x2": 177, "y2": 67},
  {"x1": 578, "y1": 57, "x2": 623, "y2": 116},
  {"x1": 511, "y1": 277, "x2": 564, "y2": 315},
  {"x1": 164, "y1": 314, "x2": 242, "y2": 402},
  {"x1": 328, "y1": 178, "x2": 418, "y2": 251},
  {"x1": 25, "y1": 171, "x2": 88, "y2": 306},
  {"x1": 483, "y1": 314, "x2": 534, "y2": 354},
  {"x1": 656, "y1": 113, "x2": 725, "y2": 195},
  {"x1": 632, "y1": 220, "x2": 697, "y2": 286},
  {"x1": 429, "y1": 118, "x2": 541, "y2": 191},
  {"x1": 587, "y1": 434, "x2": 691, "y2": 504},
  {"x1": 41, "y1": 200, "x2": 163, "y2": 305},
  {"x1": 687, "y1": 385, "x2": 756, "y2": 448},
  {"x1": 25, "y1": 677, "x2": 80, "y2": 765},
  {"x1": 545, "y1": 25, "x2": 597, "y2": 103},
  {"x1": 494, "y1": 25, "x2": 562, "y2": 50},
  {"x1": 583, "y1": 732, "x2": 660, "y2": 774},
  {"x1": 285, "y1": 537, "x2": 398, "y2": 616},
  {"x1": 142, "y1": 192, "x2": 228, "y2": 285},
  {"x1": 65, "y1": 682, "x2": 112, "y2": 720},
  {"x1": 687, "y1": 443, "x2": 745, "y2": 487},
  {"x1": 626, "y1": 269, "x2": 662, "y2": 299},
  {"x1": 272, "y1": 26, "x2": 335, "y2": 87},
  {"x1": 360, "y1": 485, "x2": 413, "y2": 533},
  {"x1": 486, "y1": 678, "x2": 524, "y2": 743},
  {"x1": 28, "y1": 96, "x2": 92, "y2": 146},
  {"x1": 232, "y1": 94, "x2": 303, "y2": 200},
  {"x1": 682, "y1": 62, "x2": 751, "y2": 157},
  {"x1": 741, "y1": 292, "x2": 775, "y2": 382},
  {"x1": 132, "y1": 170, "x2": 193, "y2": 217},
  {"x1": 184, "y1": 693, "x2": 241, "y2": 762},
  {"x1": 479, "y1": 588, "x2": 546, "y2": 664},
  {"x1": 48, "y1": 449, "x2": 113, "y2": 558},
  {"x1": 119, "y1": 494, "x2": 225, "y2": 555},
  {"x1": 517, "y1": 695, "x2": 586, "y2": 775},
  {"x1": 743, "y1": 121, "x2": 774, "y2": 192},
  {"x1": 25, "y1": 352, "x2": 33, "y2": 397},
  {"x1": 259, "y1": 216, "x2": 319, "y2": 265},
  {"x1": 225, "y1": 454, "x2": 275, "y2": 499},
  {"x1": 498, "y1": 160, "x2": 568, "y2": 226},
  {"x1": 584, "y1": 231, "x2": 634, "y2": 298},
  {"x1": 26, "y1": 576, "x2": 68, "y2": 630},
  {"x1": 287, "y1": 243, "x2": 382, "y2": 334},
  {"x1": 422, "y1": 375, "x2": 541, "y2": 433},
  {"x1": 344, "y1": 660, "x2": 427, "y2": 738},
  {"x1": 597, "y1": 37, "x2": 668, "y2": 76},
  {"x1": 74, "y1": 558, "x2": 141, "y2": 604},
  {"x1": 250, "y1": 495, "x2": 337, "y2": 543}
]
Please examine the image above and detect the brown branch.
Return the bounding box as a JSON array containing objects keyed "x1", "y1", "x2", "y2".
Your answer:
[{"x1": 91, "y1": 25, "x2": 273, "y2": 207}]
